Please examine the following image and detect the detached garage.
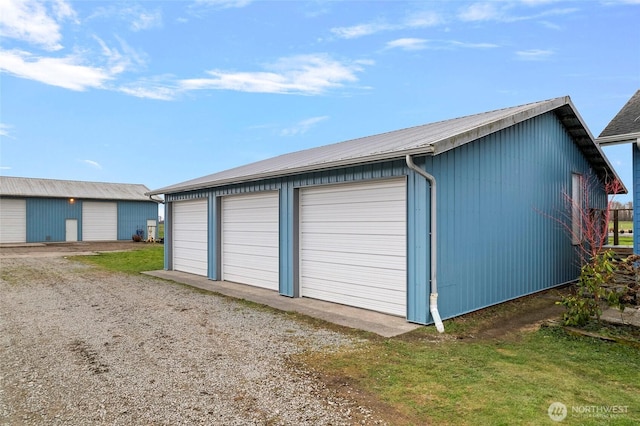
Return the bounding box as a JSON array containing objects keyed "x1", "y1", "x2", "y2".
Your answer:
[
  {"x1": 0, "y1": 177, "x2": 161, "y2": 244},
  {"x1": 150, "y1": 96, "x2": 624, "y2": 326}
]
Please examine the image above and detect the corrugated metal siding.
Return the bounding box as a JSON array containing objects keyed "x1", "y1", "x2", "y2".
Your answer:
[
  {"x1": 429, "y1": 112, "x2": 602, "y2": 321},
  {"x1": 26, "y1": 198, "x2": 81, "y2": 242},
  {"x1": 634, "y1": 144, "x2": 640, "y2": 255},
  {"x1": 406, "y1": 162, "x2": 430, "y2": 323},
  {"x1": 117, "y1": 201, "x2": 159, "y2": 240}
]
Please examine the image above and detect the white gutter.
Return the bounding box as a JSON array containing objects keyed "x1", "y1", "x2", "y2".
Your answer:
[{"x1": 405, "y1": 154, "x2": 445, "y2": 333}]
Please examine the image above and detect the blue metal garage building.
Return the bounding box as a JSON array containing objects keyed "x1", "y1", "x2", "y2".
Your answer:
[
  {"x1": 0, "y1": 177, "x2": 161, "y2": 244},
  {"x1": 149, "y1": 96, "x2": 623, "y2": 326}
]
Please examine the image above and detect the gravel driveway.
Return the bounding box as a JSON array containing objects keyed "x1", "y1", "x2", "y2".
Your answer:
[{"x1": 0, "y1": 256, "x2": 383, "y2": 425}]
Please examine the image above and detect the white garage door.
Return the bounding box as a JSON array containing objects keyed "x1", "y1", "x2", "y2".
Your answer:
[
  {"x1": 300, "y1": 178, "x2": 407, "y2": 317},
  {"x1": 222, "y1": 192, "x2": 279, "y2": 290},
  {"x1": 0, "y1": 198, "x2": 26, "y2": 243},
  {"x1": 173, "y1": 199, "x2": 208, "y2": 276},
  {"x1": 82, "y1": 202, "x2": 117, "y2": 241}
]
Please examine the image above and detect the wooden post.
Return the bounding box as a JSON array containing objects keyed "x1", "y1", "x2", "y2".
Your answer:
[{"x1": 613, "y1": 209, "x2": 619, "y2": 246}]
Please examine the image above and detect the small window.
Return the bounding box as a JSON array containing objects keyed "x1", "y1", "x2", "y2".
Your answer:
[{"x1": 571, "y1": 173, "x2": 583, "y2": 245}]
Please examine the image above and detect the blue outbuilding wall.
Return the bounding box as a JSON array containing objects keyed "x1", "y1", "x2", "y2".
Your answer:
[
  {"x1": 117, "y1": 201, "x2": 160, "y2": 240},
  {"x1": 27, "y1": 198, "x2": 82, "y2": 242},
  {"x1": 24, "y1": 198, "x2": 158, "y2": 243},
  {"x1": 164, "y1": 111, "x2": 607, "y2": 324}
]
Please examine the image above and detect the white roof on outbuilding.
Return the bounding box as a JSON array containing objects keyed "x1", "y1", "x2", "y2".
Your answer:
[
  {"x1": 150, "y1": 96, "x2": 623, "y2": 195},
  {"x1": 0, "y1": 176, "x2": 162, "y2": 202}
]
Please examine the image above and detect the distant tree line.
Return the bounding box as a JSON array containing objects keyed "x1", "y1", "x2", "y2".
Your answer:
[{"x1": 609, "y1": 201, "x2": 633, "y2": 222}]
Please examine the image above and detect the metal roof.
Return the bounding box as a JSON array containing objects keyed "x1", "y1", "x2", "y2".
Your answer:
[
  {"x1": 150, "y1": 96, "x2": 624, "y2": 195},
  {"x1": 597, "y1": 90, "x2": 640, "y2": 145},
  {"x1": 0, "y1": 176, "x2": 162, "y2": 202}
]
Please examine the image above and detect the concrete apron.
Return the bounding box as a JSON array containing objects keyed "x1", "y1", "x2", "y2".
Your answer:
[{"x1": 143, "y1": 270, "x2": 421, "y2": 338}]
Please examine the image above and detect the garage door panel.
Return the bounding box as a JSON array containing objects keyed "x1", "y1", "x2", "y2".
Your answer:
[
  {"x1": 222, "y1": 192, "x2": 279, "y2": 291},
  {"x1": 301, "y1": 251, "x2": 405, "y2": 270},
  {"x1": 302, "y1": 279, "x2": 405, "y2": 305},
  {"x1": 302, "y1": 260, "x2": 405, "y2": 287},
  {"x1": 302, "y1": 233, "x2": 406, "y2": 255},
  {"x1": 224, "y1": 251, "x2": 278, "y2": 269},
  {"x1": 222, "y1": 264, "x2": 279, "y2": 285},
  {"x1": 173, "y1": 199, "x2": 208, "y2": 276},
  {"x1": 82, "y1": 202, "x2": 117, "y2": 241},
  {"x1": 0, "y1": 199, "x2": 26, "y2": 243},
  {"x1": 302, "y1": 284, "x2": 405, "y2": 317},
  {"x1": 300, "y1": 178, "x2": 406, "y2": 317}
]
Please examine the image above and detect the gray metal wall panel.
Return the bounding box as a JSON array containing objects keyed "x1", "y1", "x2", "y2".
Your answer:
[
  {"x1": 117, "y1": 201, "x2": 159, "y2": 240},
  {"x1": 26, "y1": 198, "x2": 81, "y2": 243}
]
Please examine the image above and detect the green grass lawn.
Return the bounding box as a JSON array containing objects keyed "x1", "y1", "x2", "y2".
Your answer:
[
  {"x1": 609, "y1": 221, "x2": 633, "y2": 232},
  {"x1": 609, "y1": 220, "x2": 634, "y2": 246},
  {"x1": 301, "y1": 325, "x2": 640, "y2": 425},
  {"x1": 73, "y1": 245, "x2": 164, "y2": 273}
]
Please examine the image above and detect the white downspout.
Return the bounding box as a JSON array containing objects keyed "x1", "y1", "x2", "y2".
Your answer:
[{"x1": 406, "y1": 155, "x2": 445, "y2": 333}]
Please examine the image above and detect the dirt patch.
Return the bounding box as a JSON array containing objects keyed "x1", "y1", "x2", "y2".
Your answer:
[
  {"x1": 0, "y1": 241, "x2": 156, "y2": 258},
  {"x1": 471, "y1": 292, "x2": 566, "y2": 340}
]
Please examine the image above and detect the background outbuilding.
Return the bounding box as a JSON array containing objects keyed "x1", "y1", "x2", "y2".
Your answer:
[{"x1": 0, "y1": 177, "x2": 161, "y2": 244}]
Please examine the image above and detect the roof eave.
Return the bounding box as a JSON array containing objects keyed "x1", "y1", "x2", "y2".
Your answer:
[
  {"x1": 596, "y1": 132, "x2": 640, "y2": 146},
  {"x1": 148, "y1": 146, "x2": 436, "y2": 195},
  {"x1": 431, "y1": 96, "x2": 570, "y2": 155}
]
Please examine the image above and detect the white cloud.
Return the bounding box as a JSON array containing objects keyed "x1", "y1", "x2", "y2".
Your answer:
[
  {"x1": 0, "y1": 0, "x2": 76, "y2": 51},
  {"x1": 94, "y1": 36, "x2": 147, "y2": 74},
  {"x1": 82, "y1": 160, "x2": 102, "y2": 169},
  {"x1": 386, "y1": 38, "x2": 429, "y2": 51},
  {"x1": 386, "y1": 38, "x2": 499, "y2": 51},
  {"x1": 331, "y1": 22, "x2": 394, "y2": 39},
  {"x1": 515, "y1": 48, "x2": 555, "y2": 60},
  {"x1": 0, "y1": 49, "x2": 111, "y2": 91},
  {"x1": 119, "y1": 83, "x2": 178, "y2": 101},
  {"x1": 458, "y1": 1, "x2": 577, "y2": 23},
  {"x1": 458, "y1": 2, "x2": 501, "y2": 22},
  {"x1": 280, "y1": 116, "x2": 329, "y2": 136},
  {"x1": 332, "y1": 10, "x2": 444, "y2": 39},
  {"x1": 448, "y1": 40, "x2": 499, "y2": 49},
  {"x1": 130, "y1": 8, "x2": 162, "y2": 32},
  {"x1": 194, "y1": 0, "x2": 254, "y2": 8},
  {"x1": 88, "y1": 4, "x2": 162, "y2": 32},
  {"x1": 179, "y1": 54, "x2": 371, "y2": 95},
  {"x1": 404, "y1": 10, "x2": 444, "y2": 28},
  {"x1": 0, "y1": 123, "x2": 13, "y2": 138}
]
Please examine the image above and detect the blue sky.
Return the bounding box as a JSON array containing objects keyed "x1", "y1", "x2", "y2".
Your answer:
[{"x1": 1, "y1": 0, "x2": 638, "y2": 206}]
